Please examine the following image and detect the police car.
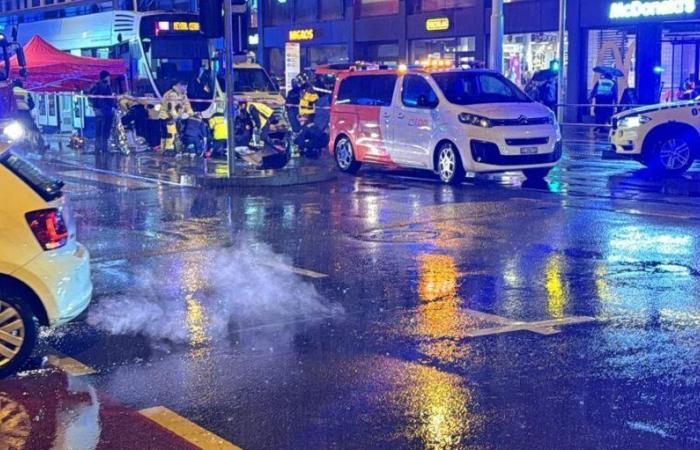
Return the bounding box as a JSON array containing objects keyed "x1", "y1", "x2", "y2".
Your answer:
[{"x1": 609, "y1": 101, "x2": 700, "y2": 174}]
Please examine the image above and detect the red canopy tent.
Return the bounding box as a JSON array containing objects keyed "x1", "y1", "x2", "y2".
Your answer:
[{"x1": 7, "y1": 35, "x2": 126, "y2": 92}]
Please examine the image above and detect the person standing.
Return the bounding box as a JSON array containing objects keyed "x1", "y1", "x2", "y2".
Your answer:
[
  {"x1": 89, "y1": 71, "x2": 116, "y2": 153},
  {"x1": 589, "y1": 73, "x2": 618, "y2": 132},
  {"x1": 286, "y1": 78, "x2": 302, "y2": 133},
  {"x1": 159, "y1": 79, "x2": 194, "y2": 153}
]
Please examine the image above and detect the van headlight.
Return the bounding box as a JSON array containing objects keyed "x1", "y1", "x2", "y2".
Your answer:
[
  {"x1": 2, "y1": 121, "x2": 25, "y2": 141},
  {"x1": 458, "y1": 112, "x2": 492, "y2": 128},
  {"x1": 619, "y1": 115, "x2": 651, "y2": 128}
]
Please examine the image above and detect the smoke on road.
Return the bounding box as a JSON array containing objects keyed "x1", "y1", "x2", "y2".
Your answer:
[{"x1": 87, "y1": 240, "x2": 342, "y2": 344}]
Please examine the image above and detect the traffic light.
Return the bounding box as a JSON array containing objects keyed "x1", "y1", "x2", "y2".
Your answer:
[{"x1": 199, "y1": 0, "x2": 223, "y2": 38}]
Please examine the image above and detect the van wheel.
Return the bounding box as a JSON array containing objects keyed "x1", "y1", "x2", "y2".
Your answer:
[
  {"x1": 0, "y1": 295, "x2": 37, "y2": 378},
  {"x1": 436, "y1": 142, "x2": 465, "y2": 185},
  {"x1": 647, "y1": 132, "x2": 695, "y2": 174},
  {"x1": 523, "y1": 167, "x2": 552, "y2": 179},
  {"x1": 335, "y1": 137, "x2": 361, "y2": 174}
]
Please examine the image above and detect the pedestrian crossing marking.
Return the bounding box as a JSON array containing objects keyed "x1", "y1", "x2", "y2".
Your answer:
[
  {"x1": 140, "y1": 406, "x2": 242, "y2": 450},
  {"x1": 46, "y1": 355, "x2": 97, "y2": 376}
]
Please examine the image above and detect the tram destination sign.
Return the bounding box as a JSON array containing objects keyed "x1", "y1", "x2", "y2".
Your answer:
[{"x1": 609, "y1": 0, "x2": 696, "y2": 19}]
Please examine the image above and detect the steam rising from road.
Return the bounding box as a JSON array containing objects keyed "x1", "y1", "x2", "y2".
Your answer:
[{"x1": 87, "y1": 240, "x2": 341, "y2": 343}]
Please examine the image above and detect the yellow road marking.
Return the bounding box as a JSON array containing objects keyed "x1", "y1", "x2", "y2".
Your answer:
[
  {"x1": 140, "y1": 406, "x2": 242, "y2": 450},
  {"x1": 46, "y1": 355, "x2": 97, "y2": 376}
]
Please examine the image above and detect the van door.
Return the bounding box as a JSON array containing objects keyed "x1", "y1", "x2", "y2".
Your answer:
[
  {"x1": 393, "y1": 74, "x2": 439, "y2": 168},
  {"x1": 337, "y1": 74, "x2": 397, "y2": 165}
]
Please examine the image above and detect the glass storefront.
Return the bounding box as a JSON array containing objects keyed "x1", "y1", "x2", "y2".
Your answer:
[
  {"x1": 267, "y1": 44, "x2": 349, "y2": 79},
  {"x1": 503, "y1": 32, "x2": 559, "y2": 87},
  {"x1": 660, "y1": 26, "x2": 700, "y2": 102},
  {"x1": 410, "y1": 36, "x2": 476, "y2": 65},
  {"x1": 586, "y1": 29, "x2": 636, "y2": 101},
  {"x1": 357, "y1": 42, "x2": 400, "y2": 65}
]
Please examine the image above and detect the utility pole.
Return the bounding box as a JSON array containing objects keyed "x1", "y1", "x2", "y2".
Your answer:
[
  {"x1": 223, "y1": 0, "x2": 237, "y2": 177},
  {"x1": 489, "y1": 0, "x2": 504, "y2": 73},
  {"x1": 557, "y1": 0, "x2": 566, "y2": 121}
]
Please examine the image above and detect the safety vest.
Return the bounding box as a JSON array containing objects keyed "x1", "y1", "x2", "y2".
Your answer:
[
  {"x1": 299, "y1": 91, "x2": 319, "y2": 116},
  {"x1": 596, "y1": 79, "x2": 615, "y2": 98},
  {"x1": 210, "y1": 115, "x2": 227, "y2": 141},
  {"x1": 13, "y1": 86, "x2": 30, "y2": 111}
]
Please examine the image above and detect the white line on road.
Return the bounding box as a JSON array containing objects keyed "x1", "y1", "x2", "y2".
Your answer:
[
  {"x1": 462, "y1": 312, "x2": 597, "y2": 338},
  {"x1": 46, "y1": 355, "x2": 97, "y2": 376}
]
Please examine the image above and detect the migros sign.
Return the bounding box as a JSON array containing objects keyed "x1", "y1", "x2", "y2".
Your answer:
[
  {"x1": 288, "y1": 29, "x2": 314, "y2": 41},
  {"x1": 609, "y1": 0, "x2": 696, "y2": 19}
]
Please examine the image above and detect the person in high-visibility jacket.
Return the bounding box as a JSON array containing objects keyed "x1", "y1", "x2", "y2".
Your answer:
[
  {"x1": 299, "y1": 82, "x2": 319, "y2": 119},
  {"x1": 209, "y1": 113, "x2": 228, "y2": 158},
  {"x1": 159, "y1": 80, "x2": 194, "y2": 152}
]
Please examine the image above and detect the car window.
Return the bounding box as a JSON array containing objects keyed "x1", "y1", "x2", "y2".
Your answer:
[
  {"x1": 0, "y1": 152, "x2": 63, "y2": 201},
  {"x1": 401, "y1": 75, "x2": 438, "y2": 109},
  {"x1": 336, "y1": 75, "x2": 397, "y2": 107},
  {"x1": 432, "y1": 71, "x2": 531, "y2": 105}
]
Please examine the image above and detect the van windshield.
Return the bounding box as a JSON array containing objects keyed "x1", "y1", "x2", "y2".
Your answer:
[
  {"x1": 0, "y1": 151, "x2": 63, "y2": 201},
  {"x1": 432, "y1": 72, "x2": 531, "y2": 105}
]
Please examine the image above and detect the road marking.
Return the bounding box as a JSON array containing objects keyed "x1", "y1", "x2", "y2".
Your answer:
[
  {"x1": 92, "y1": 246, "x2": 328, "y2": 279},
  {"x1": 60, "y1": 170, "x2": 158, "y2": 189},
  {"x1": 46, "y1": 355, "x2": 97, "y2": 376},
  {"x1": 462, "y1": 312, "x2": 597, "y2": 338},
  {"x1": 55, "y1": 160, "x2": 186, "y2": 187},
  {"x1": 140, "y1": 406, "x2": 242, "y2": 450},
  {"x1": 261, "y1": 260, "x2": 328, "y2": 278}
]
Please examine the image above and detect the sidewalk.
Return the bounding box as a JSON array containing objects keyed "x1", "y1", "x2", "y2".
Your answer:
[{"x1": 40, "y1": 134, "x2": 336, "y2": 188}]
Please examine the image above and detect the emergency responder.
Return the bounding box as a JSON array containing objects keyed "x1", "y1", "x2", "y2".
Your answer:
[
  {"x1": 12, "y1": 79, "x2": 45, "y2": 150},
  {"x1": 286, "y1": 77, "x2": 302, "y2": 132},
  {"x1": 89, "y1": 71, "x2": 116, "y2": 153},
  {"x1": 299, "y1": 80, "x2": 319, "y2": 120},
  {"x1": 589, "y1": 73, "x2": 618, "y2": 132},
  {"x1": 159, "y1": 79, "x2": 194, "y2": 153}
]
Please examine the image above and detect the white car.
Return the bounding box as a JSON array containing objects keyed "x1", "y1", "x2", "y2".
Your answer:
[
  {"x1": 610, "y1": 101, "x2": 700, "y2": 173},
  {"x1": 330, "y1": 68, "x2": 562, "y2": 184},
  {"x1": 0, "y1": 133, "x2": 92, "y2": 376}
]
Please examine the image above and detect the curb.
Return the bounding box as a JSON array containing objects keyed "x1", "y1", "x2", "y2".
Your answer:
[{"x1": 196, "y1": 165, "x2": 336, "y2": 187}]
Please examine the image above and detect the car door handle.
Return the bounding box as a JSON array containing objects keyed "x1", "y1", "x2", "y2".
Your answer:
[
  {"x1": 383, "y1": 112, "x2": 391, "y2": 118},
  {"x1": 397, "y1": 112, "x2": 405, "y2": 119}
]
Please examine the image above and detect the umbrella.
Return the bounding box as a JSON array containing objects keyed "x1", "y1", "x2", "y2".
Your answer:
[
  {"x1": 531, "y1": 69, "x2": 558, "y2": 82},
  {"x1": 593, "y1": 66, "x2": 624, "y2": 78}
]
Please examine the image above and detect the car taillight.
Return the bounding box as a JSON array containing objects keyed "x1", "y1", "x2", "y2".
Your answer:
[{"x1": 25, "y1": 208, "x2": 69, "y2": 250}]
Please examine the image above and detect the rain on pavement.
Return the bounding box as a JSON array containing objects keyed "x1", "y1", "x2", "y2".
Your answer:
[{"x1": 2, "y1": 138, "x2": 700, "y2": 450}]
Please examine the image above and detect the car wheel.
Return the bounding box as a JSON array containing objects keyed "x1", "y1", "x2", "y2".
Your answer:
[
  {"x1": 335, "y1": 137, "x2": 361, "y2": 174},
  {"x1": 0, "y1": 295, "x2": 37, "y2": 378},
  {"x1": 649, "y1": 132, "x2": 695, "y2": 174},
  {"x1": 523, "y1": 167, "x2": 552, "y2": 179},
  {"x1": 436, "y1": 142, "x2": 465, "y2": 185}
]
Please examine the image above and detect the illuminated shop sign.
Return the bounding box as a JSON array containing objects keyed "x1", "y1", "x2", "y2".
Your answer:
[
  {"x1": 426, "y1": 17, "x2": 450, "y2": 31},
  {"x1": 609, "y1": 0, "x2": 696, "y2": 19},
  {"x1": 288, "y1": 29, "x2": 314, "y2": 41}
]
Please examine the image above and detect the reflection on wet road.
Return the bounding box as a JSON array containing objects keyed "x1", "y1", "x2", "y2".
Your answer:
[{"x1": 3, "y1": 141, "x2": 700, "y2": 449}]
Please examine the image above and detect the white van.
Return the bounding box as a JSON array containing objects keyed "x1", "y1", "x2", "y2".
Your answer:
[{"x1": 330, "y1": 68, "x2": 562, "y2": 184}]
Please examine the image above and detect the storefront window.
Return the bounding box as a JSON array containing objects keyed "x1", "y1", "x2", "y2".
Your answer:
[
  {"x1": 358, "y1": 42, "x2": 399, "y2": 65},
  {"x1": 659, "y1": 28, "x2": 700, "y2": 102},
  {"x1": 306, "y1": 45, "x2": 349, "y2": 68},
  {"x1": 503, "y1": 32, "x2": 558, "y2": 87},
  {"x1": 268, "y1": 47, "x2": 285, "y2": 80},
  {"x1": 320, "y1": 0, "x2": 343, "y2": 20},
  {"x1": 411, "y1": 37, "x2": 476, "y2": 65},
  {"x1": 414, "y1": 0, "x2": 475, "y2": 13},
  {"x1": 357, "y1": 0, "x2": 399, "y2": 17},
  {"x1": 586, "y1": 29, "x2": 636, "y2": 100}
]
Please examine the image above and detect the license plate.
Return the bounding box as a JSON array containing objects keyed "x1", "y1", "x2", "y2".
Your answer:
[{"x1": 520, "y1": 147, "x2": 538, "y2": 155}]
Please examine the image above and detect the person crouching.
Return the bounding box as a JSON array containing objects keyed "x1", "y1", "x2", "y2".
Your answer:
[{"x1": 181, "y1": 113, "x2": 209, "y2": 158}]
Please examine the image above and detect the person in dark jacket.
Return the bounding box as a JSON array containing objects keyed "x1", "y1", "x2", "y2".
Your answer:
[
  {"x1": 181, "y1": 113, "x2": 209, "y2": 157},
  {"x1": 89, "y1": 71, "x2": 116, "y2": 153},
  {"x1": 589, "y1": 73, "x2": 618, "y2": 131},
  {"x1": 286, "y1": 78, "x2": 302, "y2": 132}
]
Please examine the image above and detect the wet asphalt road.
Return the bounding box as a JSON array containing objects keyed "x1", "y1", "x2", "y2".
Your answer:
[{"x1": 3, "y1": 139, "x2": 700, "y2": 449}]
